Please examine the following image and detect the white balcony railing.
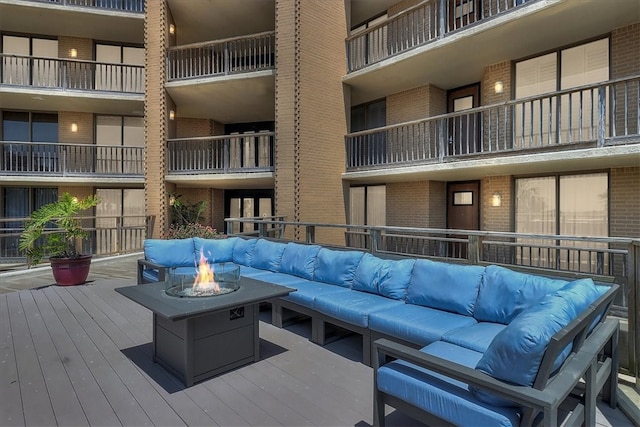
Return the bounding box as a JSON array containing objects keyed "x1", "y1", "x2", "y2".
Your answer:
[
  {"x1": 167, "y1": 32, "x2": 276, "y2": 81},
  {"x1": 0, "y1": 54, "x2": 145, "y2": 93},
  {"x1": 346, "y1": 76, "x2": 640, "y2": 170},
  {"x1": 20, "y1": 0, "x2": 144, "y2": 12}
]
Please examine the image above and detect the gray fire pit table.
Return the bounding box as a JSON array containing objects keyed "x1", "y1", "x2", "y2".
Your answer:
[{"x1": 116, "y1": 277, "x2": 295, "y2": 387}]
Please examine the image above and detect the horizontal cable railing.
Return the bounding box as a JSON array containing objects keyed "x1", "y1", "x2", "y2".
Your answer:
[
  {"x1": 0, "y1": 54, "x2": 145, "y2": 93},
  {"x1": 167, "y1": 31, "x2": 276, "y2": 81},
  {"x1": 0, "y1": 141, "x2": 144, "y2": 176},
  {"x1": 19, "y1": 0, "x2": 145, "y2": 12},
  {"x1": 345, "y1": 76, "x2": 640, "y2": 170},
  {"x1": 347, "y1": 0, "x2": 532, "y2": 72},
  {"x1": 0, "y1": 214, "x2": 153, "y2": 265},
  {"x1": 167, "y1": 132, "x2": 274, "y2": 174}
]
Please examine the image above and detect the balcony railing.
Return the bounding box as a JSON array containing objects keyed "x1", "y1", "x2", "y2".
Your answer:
[
  {"x1": 20, "y1": 0, "x2": 145, "y2": 12},
  {"x1": 347, "y1": 0, "x2": 531, "y2": 72},
  {"x1": 0, "y1": 54, "x2": 145, "y2": 93},
  {"x1": 0, "y1": 141, "x2": 144, "y2": 177},
  {"x1": 167, "y1": 32, "x2": 276, "y2": 81},
  {"x1": 346, "y1": 76, "x2": 640, "y2": 170},
  {"x1": 0, "y1": 214, "x2": 153, "y2": 264},
  {"x1": 167, "y1": 132, "x2": 274, "y2": 174}
]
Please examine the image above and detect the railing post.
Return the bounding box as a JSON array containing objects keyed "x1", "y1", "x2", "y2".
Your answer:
[
  {"x1": 629, "y1": 240, "x2": 639, "y2": 389},
  {"x1": 438, "y1": 119, "x2": 446, "y2": 162},
  {"x1": 370, "y1": 229, "x2": 382, "y2": 255},
  {"x1": 439, "y1": 0, "x2": 446, "y2": 37},
  {"x1": 597, "y1": 85, "x2": 606, "y2": 147},
  {"x1": 306, "y1": 226, "x2": 315, "y2": 244},
  {"x1": 468, "y1": 235, "x2": 480, "y2": 265}
]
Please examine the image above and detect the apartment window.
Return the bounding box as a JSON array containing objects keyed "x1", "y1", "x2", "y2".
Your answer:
[
  {"x1": 2, "y1": 35, "x2": 58, "y2": 87},
  {"x1": 95, "y1": 44, "x2": 144, "y2": 92},
  {"x1": 225, "y1": 190, "x2": 274, "y2": 234},
  {"x1": 349, "y1": 185, "x2": 385, "y2": 249},
  {"x1": 2, "y1": 187, "x2": 57, "y2": 258},
  {"x1": 514, "y1": 38, "x2": 609, "y2": 147},
  {"x1": 96, "y1": 115, "x2": 143, "y2": 174},
  {"x1": 225, "y1": 122, "x2": 274, "y2": 169},
  {"x1": 95, "y1": 189, "x2": 145, "y2": 255},
  {"x1": 2, "y1": 111, "x2": 58, "y2": 172},
  {"x1": 515, "y1": 173, "x2": 608, "y2": 272},
  {"x1": 351, "y1": 100, "x2": 387, "y2": 165}
]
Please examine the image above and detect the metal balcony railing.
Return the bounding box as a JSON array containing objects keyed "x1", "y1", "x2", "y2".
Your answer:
[
  {"x1": 0, "y1": 141, "x2": 144, "y2": 177},
  {"x1": 167, "y1": 32, "x2": 276, "y2": 81},
  {"x1": 19, "y1": 0, "x2": 145, "y2": 13},
  {"x1": 0, "y1": 214, "x2": 153, "y2": 264},
  {"x1": 0, "y1": 54, "x2": 145, "y2": 93},
  {"x1": 347, "y1": 0, "x2": 532, "y2": 72},
  {"x1": 167, "y1": 132, "x2": 275, "y2": 174},
  {"x1": 346, "y1": 76, "x2": 640, "y2": 170}
]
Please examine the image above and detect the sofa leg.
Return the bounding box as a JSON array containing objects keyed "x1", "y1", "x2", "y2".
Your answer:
[
  {"x1": 313, "y1": 318, "x2": 325, "y2": 345},
  {"x1": 362, "y1": 334, "x2": 372, "y2": 367},
  {"x1": 271, "y1": 302, "x2": 284, "y2": 328},
  {"x1": 373, "y1": 389, "x2": 385, "y2": 427}
]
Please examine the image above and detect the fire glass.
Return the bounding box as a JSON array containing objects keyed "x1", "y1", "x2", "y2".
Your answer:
[{"x1": 165, "y1": 263, "x2": 240, "y2": 298}]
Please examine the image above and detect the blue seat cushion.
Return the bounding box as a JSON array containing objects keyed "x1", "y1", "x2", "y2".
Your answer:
[
  {"x1": 406, "y1": 259, "x2": 484, "y2": 316},
  {"x1": 313, "y1": 290, "x2": 404, "y2": 328},
  {"x1": 237, "y1": 265, "x2": 268, "y2": 277},
  {"x1": 441, "y1": 322, "x2": 507, "y2": 353},
  {"x1": 245, "y1": 271, "x2": 310, "y2": 288},
  {"x1": 144, "y1": 238, "x2": 195, "y2": 268},
  {"x1": 472, "y1": 278, "x2": 603, "y2": 406},
  {"x1": 250, "y1": 239, "x2": 287, "y2": 272},
  {"x1": 281, "y1": 280, "x2": 346, "y2": 309},
  {"x1": 232, "y1": 238, "x2": 257, "y2": 266},
  {"x1": 193, "y1": 237, "x2": 237, "y2": 263},
  {"x1": 473, "y1": 265, "x2": 568, "y2": 324},
  {"x1": 369, "y1": 304, "x2": 477, "y2": 346},
  {"x1": 377, "y1": 341, "x2": 520, "y2": 427},
  {"x1": 278, "y1": 242, "x2": 322, "y2": 280},
  {"x1": 313, "y1": 248, "x2": 364, "y2": 287}
]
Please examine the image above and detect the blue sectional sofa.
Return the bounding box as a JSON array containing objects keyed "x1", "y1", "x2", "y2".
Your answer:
[{"x1": 138, "y1": 236, "x2": 620, "y2": 427}]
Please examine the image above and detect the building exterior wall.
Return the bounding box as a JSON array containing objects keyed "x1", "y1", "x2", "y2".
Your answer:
[
  {"x1": 481, "y1": 175, "x2": 511, "y2": 232},
  {"x1": 610, "y1": 166, "x2": 640, "y2": 239}
]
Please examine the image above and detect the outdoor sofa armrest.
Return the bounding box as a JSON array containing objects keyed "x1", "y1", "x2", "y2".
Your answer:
[{"x1": 137, "y1": 259, "x2": 168, "y2": 284}]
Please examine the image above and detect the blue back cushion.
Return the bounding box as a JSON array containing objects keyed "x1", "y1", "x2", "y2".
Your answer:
[
  {"x1": 352, "y1": 253, "x2": 385, "y2": 294},
  {"x1": 250, "y1": 239, "x2": 287, "y2": 272},
  {"x1": 406, "y1": 259, "x2": 484, "y2": 316},
  {"x1": 144, "y1": 238, "x2": 195, "y2": 268},
  {"x1": 378, "y1": 259, "x2": 416, "y2": 300},
  {"x1": 232, "y1": 238, "x2": 257, "y2": 266},
  {"x1": 279, "y1": 242, "x2": 321, "y2": 280},
  {"x1": 314, "y1": 248, "x2": 364, "y2": 287},
  {"x1": 471, "y1": 278, "x2": 603, "y2": 406},
  {"x1": 193, "y1": 237, "x2": 237, "y2": 263},
  {"x1": 474, "y1": 265, "x2": 568, "y2": 324}
]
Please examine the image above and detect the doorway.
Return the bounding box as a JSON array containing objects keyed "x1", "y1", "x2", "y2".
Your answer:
[
  {"x1": 224, "y1": 189, "x2": 274, "y2": 234},
  {"x1": 447, "y1": 181, "x2": 480, "y2": 258},
  {"x1": 447, "y1": 84, "x2": 480, "y2": 155}
]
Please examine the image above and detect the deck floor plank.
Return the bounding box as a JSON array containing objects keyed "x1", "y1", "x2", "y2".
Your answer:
[
  {"x1": 30, "y1": 289, "x2": 122, "y2": 427},
  {"x1": 0, "y1": 294, "x2": 24, "y2": 427},
  {"x1": 5, "y1": 292, "x2": 57, "y2": 426}
]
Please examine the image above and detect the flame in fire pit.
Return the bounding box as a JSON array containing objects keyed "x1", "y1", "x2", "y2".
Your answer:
[
  {"x1": 165, "y1": 253, "x2": 240, "y2": 298},
  {"x1": 193, "y1": 250, "x2": 220, "y2": 293}
]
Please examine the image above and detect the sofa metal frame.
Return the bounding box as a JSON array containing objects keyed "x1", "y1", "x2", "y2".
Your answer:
[{"x1": 372, "y1": 284, "x2": 619, "y2": 427}]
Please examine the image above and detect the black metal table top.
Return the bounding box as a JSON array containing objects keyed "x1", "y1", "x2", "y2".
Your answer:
[{"x1": 116, "y1": 277, "x2": 295, "y2": 321}]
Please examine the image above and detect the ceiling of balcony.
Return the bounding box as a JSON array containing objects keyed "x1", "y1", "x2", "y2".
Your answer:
[
  {"x1": 344, "y1": 0, "x2": 640, "y2": 105},
  {"x1": 166, "y1": 173, "x2": 274, "y2": 190},
  {"x1": 0, "y1": 1, "x2": 143, "y2": 44},
  {"x1": 165, "y1": 71, "x2": 275, "y2": 123},
  {"x1": 166, "y1": 0, "x2": 275, "y2": 45},
  {"x1": 350, "y1": 0, "x2": 398, "y2": 27}
]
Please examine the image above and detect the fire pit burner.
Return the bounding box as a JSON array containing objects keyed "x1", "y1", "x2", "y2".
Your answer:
[
  {"x1": 165, "y1": 261, "x2": 241, "y2": 298},
  {"x1": 165, "y1": 281, "x2": 239, "y2": 298}
]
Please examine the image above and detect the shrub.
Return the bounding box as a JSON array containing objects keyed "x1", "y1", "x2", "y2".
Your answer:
[{"x1": 165, "y1": 223, "x2": 225, "y2": 240}]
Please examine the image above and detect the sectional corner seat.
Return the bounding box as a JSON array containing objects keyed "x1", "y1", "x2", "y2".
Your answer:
[{"x1": 138, "y1": 236, "x2": 620, "y2": 427}]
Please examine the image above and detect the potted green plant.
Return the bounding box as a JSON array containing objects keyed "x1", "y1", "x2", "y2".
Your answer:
[{"x1": 19, "y1": 192, "x2": 100, "y2": 286}]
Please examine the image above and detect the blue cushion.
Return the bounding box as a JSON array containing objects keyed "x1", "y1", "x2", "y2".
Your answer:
[
  {"x1": 474, "y1": 265, "x2": 568, "y2": 324},
  {"x1": 378, "y1": 259, "x2": 415, "y2": 300},
  {"x1": 441, "y1": 322, "x2": 507, "y2": 353},
  {"x1": 406, "y1": 259, "x2": 484, "y2": 315},
  {"x1": 369, "y1": 304, "x2": 477, "y2": 346},
  {"x1": 281, "y1": 280, "x2": 347, "y2": 308},
  {"x1": 313, "y1": 248, "x2": 364, "y2": 287},
  {"x1": 313, "y1": 290, "x2": 403, "y2": 328},
  {"x1": 352, "y1": 253, "x2": 386, "y2": 294},
  {"x1": 246, "y1": 271, "x2": 310, "y2": 287},
  {"x1": 232, "y1": 238, "x2": 257, "y2": 266},
  {"x1": 279, "y1": 243, "x2": 322, "y2": 280},
  {"x1": 250, "y1": 239, "x2": 287, "y2": 272},
  {"x1": 472, "y1": 278, "x2": 603, "y2": 406},
  {"x1": 238, "y1": 265, "x2": 271, "y2": 277},
  {"x1": 142, "y1": 266, "x2": 196, "y2": 283},
  {"x1": 377, "y1": 341, "x2": 520, "y2": 427},
  {"x1": 144, "y1": 238, "x2": 195, "y2": 268},
  {"x1": 193, "y1": 237, "x2": 237, "y2": 263}
]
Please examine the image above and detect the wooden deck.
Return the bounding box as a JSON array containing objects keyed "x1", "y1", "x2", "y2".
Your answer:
[{"x1": 0, "y1": 260, "x2": 634, "y2": 426}]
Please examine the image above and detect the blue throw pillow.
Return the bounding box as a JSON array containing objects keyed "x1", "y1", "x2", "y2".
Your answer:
[
  {"x1": 352, "y1": 253, "x2": 387, "y2": 294},
  {"x1": 279, "y1": 242, "x2": 322, "y2": 280},
  {"x1": 232, "y1": 238, "x2": 257, "y2": 266},
  {"x1": 193, "y1": 237, "x2": 237, "y2": 263},
  {"x1": 314, "y1": 248, "x2": 364, "y2": 287},
  {"x1": 144, "y1": 238, "x2": 195, "y2": 268},
  {"x1": 378, "y1": 259, "x2": 415, "y2": 300},
  {"x1": 470, "y1": 278, "x2": 602, "y2": 406},
  {"x1": 250, "y1": 239, "x2": 287, "y2": 272}
]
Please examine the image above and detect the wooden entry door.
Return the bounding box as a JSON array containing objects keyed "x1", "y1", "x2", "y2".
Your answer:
[
  {"x1": 447, "y1": 181, "x2": 480, "y2": 258},
  {"x1": 447, "y1": 84, "x2": 481, "y2": 155}
]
